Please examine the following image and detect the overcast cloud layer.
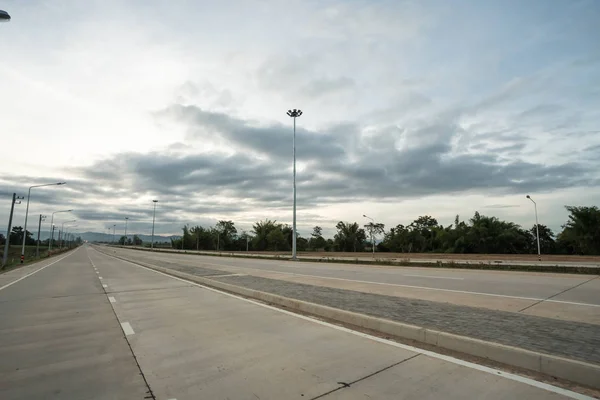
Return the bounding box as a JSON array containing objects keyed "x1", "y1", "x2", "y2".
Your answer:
[{"x1": 1, "y1": 0, "x2": 599, "y2": 238}]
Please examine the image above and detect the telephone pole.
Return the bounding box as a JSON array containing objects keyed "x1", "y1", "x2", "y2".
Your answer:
[{"x1": 2, "y1": 193, "x2": 23, "y2": 268}]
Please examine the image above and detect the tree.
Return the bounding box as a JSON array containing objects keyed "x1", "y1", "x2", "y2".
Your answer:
[
  {"x1": 0, "y1": 233, "x2": 5, "y2": 246},
  {"x1": 132, "y1": 235, "x2": 143, "y2": 246},
  {"x1": 334, "y1": 222, "x2": 366, "y2": 252},
  {"x1": 310, "y1": 226, "x2": 326, "y2": 250},
  {"x1": 9, "y1": 226, "x2": 35, "y2": 246},
  {"x1": 266, "y1": 228, "x2": 286, "y2": 251},
  {"x1": 215, "y1": 220, "x2": 238, "y2": 250},
  {"x1": 529, "y1": 224, "x2": 556, "y2": 254},
  {"x1": 118, "y1": 236, "x2": 127, "y2": 245},
  {"x1": 557, "y1": 206, "x2": 600, "y2": 255},
  {"x1": 252, "y1": 219, "x2": 279, "y2": 251},
  {"x1": 363, "y1": 222, "x2": 385, "y2": 250}
]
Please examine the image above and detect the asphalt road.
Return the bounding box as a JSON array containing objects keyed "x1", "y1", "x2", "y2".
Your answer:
[
  {"x1": 105, "y1": 246, "x2": 600, "y2": 324},
  {"x1": 0, "y1": 245, "x2": 596, "y2": 399}
]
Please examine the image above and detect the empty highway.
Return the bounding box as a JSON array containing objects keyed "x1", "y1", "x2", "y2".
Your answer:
[{"x1": 0, "y1": 246, "x2": 597, "y2": 399}]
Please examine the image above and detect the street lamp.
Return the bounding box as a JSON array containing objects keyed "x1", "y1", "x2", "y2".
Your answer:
[
  {"x1": 286, "y1": 109, "x2": 303, "y2": 260},
  {"x1": 151, "y1": 200, "x2": 158, "y2": 250},
  {"x1": 526, "y1": 195, "x2": 541, "y2": 261},
  {"x1": 0, "y1": 10, "x2": 10, "y2": 21},
  {"x1": 60, "y1": 220, "x2": 76, "y2": 249},
  {"x1": 112, "y1": 224, "x2": 116, "y2": 244},
  {"x1": 363, "y1": 214, "x2": 376, "y2": 257},
  {"x1": 21, "y1": 182, "x2": 66, "y2": 263},
  {"x1": 124, "y1": 217, "x2": 129, "y2": 246},
  {"x1": 49, "y1": 209, "x2": 72, "y2": 252}
]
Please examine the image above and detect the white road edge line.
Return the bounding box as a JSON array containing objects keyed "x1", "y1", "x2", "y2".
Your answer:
[
  {"x1": 121, "y1": 322, "x2": 135, "y2": 336},
  {"x1": 0, "y1": 251, "x2": 75, "y2": 292},
  {"x1": 99, "y1": 250, "x2": 593, "y2": 400},
  {"x1": 109, "y1": 296, "x2": 116, "y2": 303}
]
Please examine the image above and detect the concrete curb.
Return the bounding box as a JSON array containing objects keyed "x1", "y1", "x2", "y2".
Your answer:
[{"x1": 101, "y1": 248, "x2": 600, "y2": 390}]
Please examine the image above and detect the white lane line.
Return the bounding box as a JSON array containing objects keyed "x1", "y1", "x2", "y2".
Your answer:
[
  {"x1": 223, "y1": 269, "x2": 600, "y2": 308},
  {"x1": 109, "y1": 296, "x2": 116, "y2": 303},
  {"x1": 96, "y1": 271, "x2": 99, "y2": 274},
  {"x1": 121, "y1": 322, "x2": 135, "y2": 336},
  {"x1": 102, "y1": 284, "x2": 108, "y2": 288},
  {"x1": 208, "y1": 273, "x2": 247, "y2": 278},
  {"x1": 100, "y1": 252, "x2": 594, "y2": 400},
  {"x1": 99, "y1": 277, "x2": 103, "y2": 280},
  {"x1": 0, "y1": 252, "x2": 75, "y2": 292},
  {"x1": 403, "y1": 274, "x2": 464, "y2": 280}
]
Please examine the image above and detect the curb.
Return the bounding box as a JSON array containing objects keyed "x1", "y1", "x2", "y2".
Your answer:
[{"x1": 101, "y1": 248, "x2": 600, "y2": 390}]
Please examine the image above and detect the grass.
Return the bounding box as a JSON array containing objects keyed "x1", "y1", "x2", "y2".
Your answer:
[{"x1": 0, "y1": 244, "x2": 74, "y2": 273}]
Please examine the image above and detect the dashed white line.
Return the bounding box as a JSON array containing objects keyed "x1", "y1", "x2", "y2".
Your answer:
[
  {"x1": 121, "y1": 322, "x2": 135, "y2": 336},
  {"x1": 102, "y1": 284, "x2": 108, "y2": 288},
  {"x1": 98, "y1": 251, "x2": 595, "y2": 399},
  {"x1": 99, "y1": 277, "x2": 103, "y2": 280},
  {"x1": 108, "y1": 296, "x2": 116, "y2": 303}
]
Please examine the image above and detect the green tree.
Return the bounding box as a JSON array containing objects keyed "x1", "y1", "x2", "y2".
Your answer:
[
  {"x1": 215, "y1": 220, "x2": 238, "y2": 250},
  {"x1": 557, "y1": 206, "x2": 600, "y2": 255},
  {"x1": 132, "y1": 235, "x2": 143, "y2": 246},
  {"x1": 252, "y1": 219, "x2": 279, "y2": 251},
  {"x1": 118, "y1": 236, "x2": 127, "y2": 245},
  {"x1": 363, "y1": 222, "x2": 385, "y2": 250},
  {"x1": 334, "y1": 222, "x2": 366, "y2": 252},
  {"x1": 310, "y1": 226, "x2": 326, "y2": 250},
  {"x1": 10, "y1": 226, "x2": 35, "y2": 246}
]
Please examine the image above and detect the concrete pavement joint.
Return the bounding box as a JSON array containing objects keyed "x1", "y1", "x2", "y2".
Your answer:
[
  {"x1": 93, "y1": 247, "x2": 598, "y2": 398},
  {"x1": 518, "y1": 276, "x2": 600, "y2": 313},
  {"x1": 310, "y1": 355, "x2": 421, "y2": 399}
]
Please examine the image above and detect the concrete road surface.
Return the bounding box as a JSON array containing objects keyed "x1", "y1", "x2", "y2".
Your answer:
[
  {"x1": 0, "y1": 245, "x2": 595, "y2": 399},
  {"x1": 105, "y1": 246, "x2": 600, "y2": 324}
]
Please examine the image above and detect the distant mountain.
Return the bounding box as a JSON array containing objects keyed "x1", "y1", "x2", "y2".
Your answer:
[{"x1": 31, "y1": 231, "x2": 177, "y2": 243}]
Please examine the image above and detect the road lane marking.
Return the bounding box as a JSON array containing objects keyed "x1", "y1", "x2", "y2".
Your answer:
[
  {"x1": 121, "y1": 322, "x2": 135, "y2": 335},
  {"x1": 103, "y1": 284, "x2": 108, "y2": 288},
  {"x1": 96, "y1": 271, "x2": 99, "y2": 274},
  {"x1": 109, "y1": 296, "x2": 116, "y2": 303},
  {"x1": 101, "y1": 251, "x2": 594, "y2": 400},
  {"x1": 403, "y1": 274, "x2": 464, "y2": 280},
  {"x1": 0, "y1": 251, "x2": 75, "y2": 292},
  {"x1": 99, "y1": 276, "x2": 103, "y2": 279},
  {"x1": 208, "y1": 273, "x2": 247, "y2": 278}
]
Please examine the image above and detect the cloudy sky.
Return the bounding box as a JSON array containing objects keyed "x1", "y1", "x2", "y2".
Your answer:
[{"x1": 1, "y1": 0, "x2": 599, "y2": 239}]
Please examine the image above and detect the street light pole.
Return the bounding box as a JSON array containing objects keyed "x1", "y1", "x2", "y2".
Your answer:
[
  {"x1": 112, "y1": 224, "x2": 116, "y2": 244},
  {"x1": 2, "y1": 193, "x2": 23, "y2": 268},
  {"x1": 526, "y1": 195, "x2": 541, "y2": 261},
  {"x1": 36, "y1": 214, "x2": 46, "y2": 258},
  {"x1": 124, "y1": 217, "x2": 128, "y2": 246},
  {"x1": 20, "y1": 182, "x2": 66, "y2": 263},
  {"x1": 286, "y1": 109, "x2": 303, "y2": 260},
  {"x1": 151, "y1": 200, "x2": 158, "y2": 250},
  {"x1": 363, "y1": 214, "x2": 375, "y2": 257},
  {"x1": 60, "y1": 220, "x2": 76, "y2": 249},
  {"x1": 49, "y1": 209, "x2": 72, "y2": 252}
]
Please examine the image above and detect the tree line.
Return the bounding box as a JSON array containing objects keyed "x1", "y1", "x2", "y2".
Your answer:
[{"x1": 152, "y1": 205, "x2": 600, "y2": 255}]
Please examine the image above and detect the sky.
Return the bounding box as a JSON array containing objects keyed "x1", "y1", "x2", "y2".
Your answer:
[{"x1": 1, "y1": 0, "x2": 599, "y2": 239}]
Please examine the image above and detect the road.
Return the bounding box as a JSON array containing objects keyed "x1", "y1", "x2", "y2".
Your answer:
[
  {"x1": 105, "y1": 246, "x2": 600, "y2": 324},
  {"x1": 0, "y1": 245, "x2": 595, "y2": 399}
]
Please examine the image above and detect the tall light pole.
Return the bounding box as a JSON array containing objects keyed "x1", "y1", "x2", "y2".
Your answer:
[
  {"x1": 21, "y1": 182, "x2": 66, "y2": 263},
  {"x1": 363, "y1": 214, "x2": 375, "y2": 257},
  {"x1": 112, "y1": 224, "x2": 116, "y2": 244},
  {"x1": 60, "y1": 220, "x2": 76, "y2": 249},
  {"x1": 36, "y1": 214, "x2": 46, "y2": 258},
  {"x1": 2, "y1": 193, "x2": 23, "y2": 268},
  {"x1": 286, "y1": 109, "x2": 303, "y2": 260},
  {"x1": 124, "y1": 217, "x2": 129, "y2": 246},
  {"x1": 0, "y1": 10, "x2": 10, "y2": 21},
  {"x1": 49, "y1": 209, "x2": 72, "y2": 252},
  {"x1": 526, "y1": 195, "x2": 541, "y2": 261},
  {"x1": 151, "y1": 200, "x2": 158, "y2": 250}
]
